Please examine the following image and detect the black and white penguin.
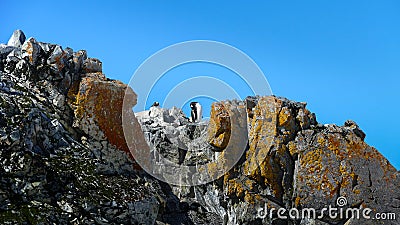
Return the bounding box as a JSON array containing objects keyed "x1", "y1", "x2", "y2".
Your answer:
[
  {"x1": 149, "y1": 101, "x2": 160, "y2": 116},
  {"x1": 190, "y1": 102, "x2": 202, "y2": 123}
]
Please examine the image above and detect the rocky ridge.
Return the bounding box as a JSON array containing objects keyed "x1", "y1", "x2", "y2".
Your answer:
[{"x1": 0, "y1": 30, "x2": 399, "y2": 224}]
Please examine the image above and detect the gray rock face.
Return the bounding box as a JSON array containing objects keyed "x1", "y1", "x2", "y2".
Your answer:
[
  {"x1": 135, "y1": 106, "x2": 213, "y2": 167},
  {"x1": 7, "y1": 29, "x2": 26, "y2": 47}
]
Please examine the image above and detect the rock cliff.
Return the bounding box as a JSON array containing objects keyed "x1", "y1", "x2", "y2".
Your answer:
[{"x1": 0, "y1": 30, "x2": 398, "y2": 224}]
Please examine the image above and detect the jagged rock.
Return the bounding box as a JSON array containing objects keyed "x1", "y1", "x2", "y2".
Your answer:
[
  {"x1": 21, "y1": 37, "x2": 41, "y2": 65},
  {"x1": 207, "y1": 102, "x2": 231, "y2": 150},
  {"x1": 7, "y1": 29, "x2": 26, "y2": 47},
  {"x1": 47, "y1": 45, "x2": 67, "y2": 74},
  {"x1": 344, "y1": 119, "x2": 366, "y2": 141},
  {"x1": 72, "y1": 50, "x2": 87, "y2": 73},
  {"x1": 135, "y1": 106, "x2": 212, "y2": 168},
  {"x1": 242, "y1": 96, "x2": 296, "y2": 205},
  {"x1": 37, "y1": 41, "x2": 54, "y2": 54},
  {"x1": 83, "y1": 57, "x2": 102, "y2": 73}
]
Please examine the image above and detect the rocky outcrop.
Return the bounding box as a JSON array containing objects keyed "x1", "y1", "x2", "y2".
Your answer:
[
  {"x1": 0, "y1": 30, "x2": 399, "y2": 225},
  {"x1": 198, "y1": 96, "x2": 400, "y2": 225},
  {"x1": 135, "y1": 95, "x2": 400, "y2": 225},
  {"x1": 0, "y1": 30, "x2": 160, "y2": 224}
]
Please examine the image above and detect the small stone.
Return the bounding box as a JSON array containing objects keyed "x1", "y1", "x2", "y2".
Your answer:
[{"x1": 31, "y1": 182, "x2": 41, "y2": 187}]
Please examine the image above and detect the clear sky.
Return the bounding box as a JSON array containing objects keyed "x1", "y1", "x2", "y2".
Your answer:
[{"x1": 1, "y1": 1, "x2": 399, "y2": 169}]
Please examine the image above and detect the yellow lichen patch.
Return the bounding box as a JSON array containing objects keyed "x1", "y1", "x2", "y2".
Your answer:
[
  {"x1": 344, "y1": 132, "x2": 397, "y2": 185},
  {"x1": 287, "y1": 141, "x2": 298, "y2": 156},
  {"x1": 242, "y1": 96, "x2": 290, "y2": 199},
  {"x1": 300, "y1": 148, "x2": 323, "y2": 172},
  {"x1": 326, "y1": 135, "x2": 346, "y2": 162},
  {"x1": 278, "y1": 106, "x2": 292, "y2": 127},
  {"x1": 244, "y1": 193, "x2": 262, "y2": 204},
  {"x1": 244, "y1": 96, "x2": 280, "y2": 176},
  {"x1": 317, "y1": 136, "x2": 326, "y2": 147},
  {"x1": 226, "y1": 179, "x2": 245, "y2": 198},
  {"x1": 294, "y1": 196, "x2": 302, "y2": 207},
  {"x1": 66, "y1": 80, "x2": 81, "y2": 108},
  {"x1": 259, "y1": 158, "x2": 283, "y2": 199},
  {"x1": 244, "y1": 179, "x2": 255, "y2": 190},
  {"x1": 338, "y1": 164, "x2": 353, "y2": 190},
  {"x1": 225, "y1": 178, "x2": 261, "y2": 204},
  {"x1": 74, "y1": 78, "x2": 93, "y2": 119},
  {"x1": 298, "y1": 146, "x2": 341, "y2": 196},
  {"x1": 207, "y1": 162, "x2": 218, "y2": 179}
]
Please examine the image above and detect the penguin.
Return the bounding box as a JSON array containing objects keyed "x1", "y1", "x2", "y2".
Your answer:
[
  {"x1": 149, "y1": 101, "x2": 160, "y2": 116},
  {"x1": 190, "y1": 102, "x2": 202, "y2": 123}
]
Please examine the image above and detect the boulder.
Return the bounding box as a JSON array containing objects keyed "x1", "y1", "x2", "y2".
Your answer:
[
  {"x1": 73, "y1": 75, "x2": 135, "y2": 153},
  {"x1": 207, "y1": 102, "x2": 231, "y2": 150}
]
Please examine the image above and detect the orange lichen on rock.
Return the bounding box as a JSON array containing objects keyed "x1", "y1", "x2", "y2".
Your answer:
[
  {"x1": 73, "y1": 74, "x2": 137, "y2": 155},
  {"x1": 243, "y1": 96, "x2": 290, "y2": 200},
  {"x1": 244, "y1": 96, "x2": 280, "y2": 177},
  {"x1": 207, "y1": 102, "x2": 231, "y2": 150}
]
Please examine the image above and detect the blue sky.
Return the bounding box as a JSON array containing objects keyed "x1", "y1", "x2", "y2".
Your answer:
[{"x1": 1, "y1": 1, "x2": 399, "y2": 169}]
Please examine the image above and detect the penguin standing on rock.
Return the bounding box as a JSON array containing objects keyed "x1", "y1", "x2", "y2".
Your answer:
[
  {"x1": 149, "y1": 101, "x2": 160, "y2": 116},
  {"x1": 190, "y1": 102, "x2": 202, "y2": 123}
]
